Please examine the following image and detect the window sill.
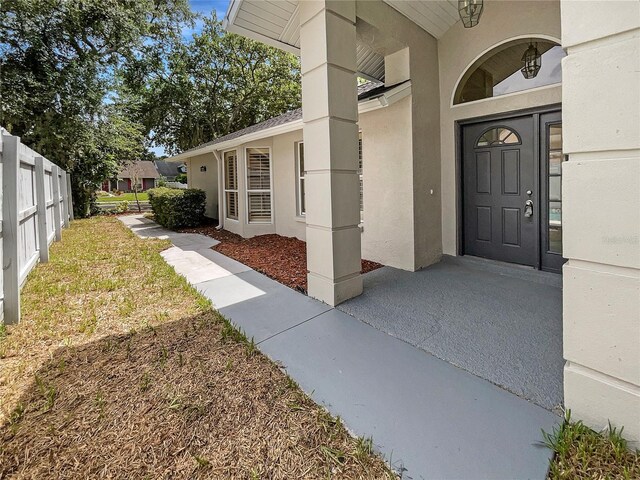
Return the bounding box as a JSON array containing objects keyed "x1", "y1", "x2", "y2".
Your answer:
[{"x1": 295, "y1": 216, "x2": 306, "y2": 224}]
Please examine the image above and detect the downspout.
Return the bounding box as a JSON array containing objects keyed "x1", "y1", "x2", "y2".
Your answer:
[{"x1": 212, "y1": 150, "x2": 224, "y2": 230}]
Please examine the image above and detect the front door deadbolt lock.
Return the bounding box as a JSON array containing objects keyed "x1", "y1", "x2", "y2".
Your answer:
[{"x1": 524, "y1": 199, "x2": 534, "y2": 218}]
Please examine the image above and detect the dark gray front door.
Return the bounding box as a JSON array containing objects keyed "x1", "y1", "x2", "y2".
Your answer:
[{"x1": 462, "y1": 116, "x2": 536, "y2": 266}]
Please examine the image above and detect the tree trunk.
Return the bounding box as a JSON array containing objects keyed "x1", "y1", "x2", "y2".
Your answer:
[{"x1": 133, "y1": 183, "x2": 142, "y2": 213}]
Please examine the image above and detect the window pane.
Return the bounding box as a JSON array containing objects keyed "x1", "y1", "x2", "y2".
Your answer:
[
  {"x1": 248, "y1": 193, "x2": 271, "y2": 223},
  {"x1": 549, "y1": 200, "x2": 562, "y2": 254},
  {"x1": 299, "y1": 143, "x2": 304, "y2": 174},
  {"x1": 224, "y1": 152, "x2": 237, "y2": 190},
  {"x1": 455, "y1": 42, "x2": 565, "y2": 105},
  {"x1": 226, "y1": 191, "x2": 238, "y2": 220},
  {"x1": 549, "y1": 176, "x2": 561, "y2": 202},
  {"x1": 549, "y1": 151, "x2": 563, "y2": 175},
  {"x1": 547, "y1": 122, "x2": 564, "y2": 255},
  {"x1": 476, "y1": 127, "x2": 520, "y2": 147},
  {"x1": 550, "y1": 125, "x2": 562, "y2": 150},
  {"x1": 300, "y1": 178, "x2": 305, "y2": 214},
  {"x1": 247, "y1": 148, "x2": 270, "y2": 190}
]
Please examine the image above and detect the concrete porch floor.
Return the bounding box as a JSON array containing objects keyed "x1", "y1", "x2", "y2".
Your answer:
[
  {"x1": 120, "y1": 215, "x2": 559, "y2": 479},
  {"x1": 338, "y1": 256, "x2": 564, "y2": 411}
]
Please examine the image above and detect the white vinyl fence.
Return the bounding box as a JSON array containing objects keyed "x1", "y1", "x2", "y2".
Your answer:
[
  {"x1": 165, "y1": 181, "x2": 188, "y2": 189},
  {"x1": 0, "y1": 129, "x2": 73, "y2": 325}
]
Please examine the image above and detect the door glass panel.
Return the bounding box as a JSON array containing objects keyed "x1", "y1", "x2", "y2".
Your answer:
[
  {"x1": 547, "y1": 124, "x2": 564, "y2": 254},
  {"x1": 549, "y1": 125, "x2": 562, "y2": 150},
  {"x1": 476, "y1": 127, "x2": 520, "y2": 147},
  {"x1": 549, "y1": 176, "x2": 561, "y2": 201},
  {"x1": 549, "y1": 151, "x2": 563, "y2": 175}
]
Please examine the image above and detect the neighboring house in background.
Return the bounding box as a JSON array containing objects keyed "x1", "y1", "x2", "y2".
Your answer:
[
  {"x1": 102, "y1": 161, "x2": 160, "y2": 192},
  {"x1": 154, "y1": 159, "x2": 186, "y2": 182},
  {"x1": 166, "y1": 0, "x2": 640, "y2": 445}
]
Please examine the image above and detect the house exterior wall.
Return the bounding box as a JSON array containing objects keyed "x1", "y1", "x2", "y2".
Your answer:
[
  {"x1": 437, "y1": 0, "x2": 562, "y2": 256},
  {"x1": 199, "y1": 97, "x2": 413, "y2": 271},
  {"x1": 359, "y1": 96, "x2": 415, "y2": 269},
  {"x1": 357, "y1": 1, "x2": 442, "y2": 270},
  {"x1": 186, "y1": 152, "x2": 218, "y2": 219},
  {"x1": 560, "y1": 0, "x2": 640, "y2": 443},
  {"x1": 272, "y1": 130, "x2": 306, "y2": 240}
]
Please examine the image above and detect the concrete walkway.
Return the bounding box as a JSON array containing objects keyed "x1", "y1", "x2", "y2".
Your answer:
[{"x1": 121, "y1": 215, "x2": 558, "y2": 480}]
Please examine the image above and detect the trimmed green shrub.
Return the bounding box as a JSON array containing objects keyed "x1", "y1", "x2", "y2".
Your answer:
[{"x1": 148, "y1": 187, "x2": 206, "y2": 229}]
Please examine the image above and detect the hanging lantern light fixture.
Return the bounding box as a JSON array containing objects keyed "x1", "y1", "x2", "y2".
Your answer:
[
  {"x1": 521, "y1": 42, "x2": 542, "y2": 79},
  {"x1": 458, "y1": 0, "x2": 484, "y2": 28}
]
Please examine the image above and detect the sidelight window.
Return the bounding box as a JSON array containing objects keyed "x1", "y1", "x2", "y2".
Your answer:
[{"x1": 547, "y1": 124, "x2": 564, "y2": 254}]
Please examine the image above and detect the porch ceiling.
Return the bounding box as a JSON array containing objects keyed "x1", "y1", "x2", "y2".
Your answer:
[{"x1": 223, "y1": 0, "x2": 460, "y2": 81}]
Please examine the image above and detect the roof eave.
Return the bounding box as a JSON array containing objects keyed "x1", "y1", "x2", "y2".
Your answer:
[{"x1": 223, "y1": 0, "x2": 300, "y2": 55}]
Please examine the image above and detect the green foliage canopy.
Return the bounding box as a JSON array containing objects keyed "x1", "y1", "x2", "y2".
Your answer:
[
  {"x1": 0, "y1": 0, "x2": 192, "y2": 216},
  {"x1": 124, "y1": 15, "x2": 301, "y2": 155},
  {"x1": 1, "y1": 2, "x2": 302, "y2": 215}
]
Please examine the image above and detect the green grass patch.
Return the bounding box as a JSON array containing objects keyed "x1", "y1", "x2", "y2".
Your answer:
[
  {"x1": 96, "y1": 192, "x2": 149, "y2": 202},
  {"x1": 544, "y1": 411, "x2": 640, "y2": 479},
  {"x1": 0, "y1": 216, "x2": 395, "y2": 479}
]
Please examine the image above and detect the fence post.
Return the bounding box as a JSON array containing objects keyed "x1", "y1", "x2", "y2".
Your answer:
[
  {"x1": 60, "y1": 170, "x2": 69, "y2": 228},
  {"x1": 2, "y1": 134, "x2": 20, "y2": 324},
  {"x1": 35, "y1": 156, "x2": 49, "y2": 263},
  {"x1": 52, "y1": 165, "x2": 62, "y2": 241},
  {"x1": 66, "y1": 173, "x2": 74, "y2": 221}
]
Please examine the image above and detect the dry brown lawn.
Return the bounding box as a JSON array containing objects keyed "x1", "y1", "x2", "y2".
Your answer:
[{"x1": 0, "y1": 216, "x2": 394, "y2": 479}]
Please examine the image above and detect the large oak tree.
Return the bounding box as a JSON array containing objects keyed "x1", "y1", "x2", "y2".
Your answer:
[
  {"x1": 124, "y1": 15, "x2": 301, "y2": 155},
  {"x1": 1, "y1": 2, "x2": 301, "y2": 216}
]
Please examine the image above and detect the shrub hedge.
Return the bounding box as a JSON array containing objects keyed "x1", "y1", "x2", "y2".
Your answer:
[{"x1": 148, "y1": 187, "x2": 206, "y2": 229}]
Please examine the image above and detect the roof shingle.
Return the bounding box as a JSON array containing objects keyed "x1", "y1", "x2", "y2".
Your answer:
[{"x1": 118, "y1": 161, "x2": 160, "y2": 179}]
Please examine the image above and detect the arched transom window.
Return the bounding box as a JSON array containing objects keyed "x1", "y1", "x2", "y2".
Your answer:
[
  {"x1": 476, "y1": 127, "x2": 520, "y2": 147},
  {"x1": 454, "y1": 39, "x2": 565, "y2": 105}
]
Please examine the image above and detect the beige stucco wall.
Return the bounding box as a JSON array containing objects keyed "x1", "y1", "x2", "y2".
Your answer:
[
  {"x1": 438, "y1": 0, "x2": 562, "y2": 256},
  {"x1": 359, "y1": 96, "x2": 415, "y2": 269},
  {"x1": 186, "y1": 152, "x2": 218, "y2": 219},
  {"x1": 560, "y1": 0, "x2": 640, "y2": 443},
  {"x1": 272, "y1": 130, "x2": 306, "y2": 240},
  {"x1": 357, "y1": 1, "x2": 442, "y2": 270}
]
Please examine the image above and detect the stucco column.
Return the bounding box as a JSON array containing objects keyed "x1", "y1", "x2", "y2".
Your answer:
[
  {"x1": 561, "y1": 1, "x2": 640, "y2": 442},
  {"x1": 299, "y1": 0, "x2": 362, "y2": 306}
]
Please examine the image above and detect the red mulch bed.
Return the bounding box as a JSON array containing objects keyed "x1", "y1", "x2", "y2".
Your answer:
[{"x1": 178, "y1": 224, "x2": 382, "y2": 293}]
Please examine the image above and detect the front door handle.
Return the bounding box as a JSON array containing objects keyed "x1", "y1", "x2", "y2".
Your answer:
[{"x1": 524, "y1": 199, "x2": 534, "y2": 218}]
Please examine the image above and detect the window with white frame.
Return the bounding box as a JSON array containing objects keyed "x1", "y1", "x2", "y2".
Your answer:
[
  {"x1": 296, "y1": 135, "x2": 363, "y2": 219},
  {"x1": 246, "y1": 147, "x2": 272, "y2": 223},
  {"x1": 296, "y1": 142, "x2": 305, "y2": 215},
  {"x1": 224, "y1": 150, "x2": 238, "y2": 220}
]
